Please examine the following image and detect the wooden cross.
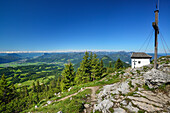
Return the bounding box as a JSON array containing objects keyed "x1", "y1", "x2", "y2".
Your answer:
[
  {"x1": 133, "y1": 59, "x2": 137, "y2": 68},
  {"x1": 152, "y1": 8, "x2": 159, "y2": 69}
]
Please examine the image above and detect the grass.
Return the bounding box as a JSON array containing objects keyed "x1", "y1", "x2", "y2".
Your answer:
[
  {"x1": 126, "y1": 91, "x2": 136, "y2": 96},
  {"x1": 26, "y1": 89, "x2": 91, "y2": 113},
  {"x1": 142, "y1": 84, "x2": 154, "y2": 91},
  {"x1": 24, "y1": 74, "x2": 121, "y2": 112},
  {"x1": 0, "y1": 62, "x2": 46, "y2": 67},
  {"x1": 15, "y1": 75, "x2": 55, "y2": 90},
  {"x1": 138, "y1": 110, "x2": 145, "y2": 113}
]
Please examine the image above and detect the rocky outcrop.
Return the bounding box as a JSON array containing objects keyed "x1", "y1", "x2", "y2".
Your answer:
[
  {"x1": 144, "y1": 68, "x2": 170, "y2": 89},
  {"x1": 93, "y1": 57, "x2": 170, "y2": 113}
]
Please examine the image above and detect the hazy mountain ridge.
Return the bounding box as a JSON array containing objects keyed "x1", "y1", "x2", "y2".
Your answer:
[{"x1": 0, "y1": 52, "x2": 167, "y2": 65}]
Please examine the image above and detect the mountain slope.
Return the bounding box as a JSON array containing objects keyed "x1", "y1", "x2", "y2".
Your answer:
[
  {"x1": 0, "y1": 54, "x2": 22, "y2": 64},
  {"x1": 26, "y1": 56, "x2": 170, "y2": 113}
]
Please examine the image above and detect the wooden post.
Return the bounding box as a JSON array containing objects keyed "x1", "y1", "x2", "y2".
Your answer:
[{"x1": 152, "y1": 10, "x2": 159, "y2": 69}]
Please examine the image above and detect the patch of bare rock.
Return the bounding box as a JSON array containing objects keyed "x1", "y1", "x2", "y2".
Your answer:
[{"x1": 93, "y1": 58, "x2": 170, "y2": 113}]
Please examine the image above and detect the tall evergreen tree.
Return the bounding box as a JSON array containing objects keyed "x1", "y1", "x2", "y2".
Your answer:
[
  {"x1": 24, "y1": 86, "x2": 29, "y2": 97},
  {"x1": 91, "y1": 53, "x2": 100, "y2": 80},
  {"x1": 0, "y1": 74, "x2": 15, "y2": 112},
  {"x1": 36, "y1": 80, "x2": 41, "y2": 93},
  {"x1": 114, "y1": 58, "x2": 123, "y2": 70},
  {"x1": 99, "y1": 59, "x2": 106, "y2": 76},
  {"x1": 0, "y1": 74, "x2": 12, "y2": 104},
  {"x1": 107, "y1": 61, "x2": 114, "y2": 73},
  {"x1": 78, "y1": 51, "x2": 90, "y2": 83},
  {"x1": 32, "y1": 82, "x2": 36, "y2": 93},
  {"x1": 61, "y1": 62, "x2": 75, "y2": 91},
  {"x1": 89, "y1": 52, "x2": 93, "y2": 80},
  {"x1": 50, "y1": 79, "x2": 56, "y2": 89},
  {"x1": 109, "y1": 61, "x2": 112, "y2": 68},
  {"x1": 41, "y1": 82, "x2": 45, "y2": 91},
  {"x1": 74, "y1": 68, "x2": 82, "y2": 85}
]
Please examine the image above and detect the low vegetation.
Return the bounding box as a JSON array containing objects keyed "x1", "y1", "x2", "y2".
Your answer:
[{"x1": 0, "y1": 52, "x2": 129, "y2": 113}]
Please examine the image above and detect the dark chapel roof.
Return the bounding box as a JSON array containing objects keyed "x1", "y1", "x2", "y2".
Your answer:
[{"x1": 131, "y1": 52, "x2": 152, "y2": 58}]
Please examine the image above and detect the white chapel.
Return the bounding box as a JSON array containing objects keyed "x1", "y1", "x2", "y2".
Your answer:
[{"x1": 131, "y1": 52, "x2": 152, "y2": 68}]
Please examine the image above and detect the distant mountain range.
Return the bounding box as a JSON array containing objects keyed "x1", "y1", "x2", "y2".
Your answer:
[
  {"x1": 0, "y1": 53, "x2": 22, "y2": 64},
  {"x1": 0, "y1": 52, "x2": 168, "y2": 64}
]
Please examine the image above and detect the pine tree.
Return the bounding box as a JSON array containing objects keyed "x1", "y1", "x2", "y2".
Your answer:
[
  {"x1": 36, "y1": 80, "x2": 41, "y2": 93},
  {"x1": 41, "y1": 82, "x2": 45, "y2": 91},
  {"x1": 114, "y1": 58, "x2": 123, "y2": 70},
  {"x1": 106, "y1": 61, "x2": 113, "y2": 73},
  {"x1": 74, "y1": 68, "x2": 82, "y2": 85},
  {"x1": 46, "y1": 85, "x2": 49, "y2": 91},
  {"x1": 0, "y1": 74, "x2": 16, "y2": 112},
  {"x1": 50, "y1": 79, "x2": 56, "y2": 89},
  {"x1": 109, "y1": 61, "x2": 112, "y2": 68},
  {"x1": 61, "y1": 62, "x2": 75, "y2": 91},
  {"x1": 77, "y1": 51, "x2": 91, "y2": 83},
  {"x1": 89, "y1": 52, "x2": 93, "y2": 80},
  {"x1": 24, "y1": 86, "x2": 29, "y2": 97},
  {"x1": 99, "y1": 59, "x2": 106, "y2": 77},
  {"x1": 56, "y1": 77, "x2": 61, "y2": 92},
  {"x1": 0, "y1": 74, "x2": 12, "y2": 104},
  {"x1": 91, "y1": 53, "x2": 100, "y2": 80}
]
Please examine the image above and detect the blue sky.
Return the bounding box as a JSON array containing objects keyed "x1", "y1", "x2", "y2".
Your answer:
[{"x1": 0, "y1": 0, "x2": 169, "y2": 53}]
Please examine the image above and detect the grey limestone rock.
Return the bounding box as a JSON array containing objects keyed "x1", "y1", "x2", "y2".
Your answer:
[
  {"x1": 125, "y1": 102, "x2": 139, "y2": 113},
  {"x1": 93, "y1": 99, "x2": 113, "y2": 113},
  {"x1": 144, "y1": 68, "x2": 170, "y2": 88},
  {"x1": 114, "y1": 107, "x2": 126, "y2": 113},
  {"x1": 57, "y1": 111, "x2": 62, "y2": 113}
]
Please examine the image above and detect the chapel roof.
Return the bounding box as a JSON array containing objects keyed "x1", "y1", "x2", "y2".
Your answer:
[{"x1": 131, "y1": 52, "x2": 152, "y2": 58}]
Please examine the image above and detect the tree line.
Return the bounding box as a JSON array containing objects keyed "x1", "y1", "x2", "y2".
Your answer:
[{"x1": 0, "y1": 52, "x2": 124, "y2": 112}]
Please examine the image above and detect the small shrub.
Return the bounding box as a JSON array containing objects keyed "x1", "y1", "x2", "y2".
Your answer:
[
  {"x1": 138, "y1": 110, "x2": 145, "y2": 113},
  {"x1": 136, "y1": 70, "x2": 140, "y2": 75},
  {"x1": 158, "y1": 83, "x2": 166, "y2": 90},
  {"x1": 126, "y1": 92, "x2": 135, "y2": 96},
  {"x1": 109, "y1": 107, "x2": 114, "y2": 112},
  {"x1": 130, "y1": 71, "x2": 134, "y2": 75},
  {"x1": 142, "y1": 84, "x2": 154, "y2": 91},
  {"x1": 128, "y1": 81, "x2": 134, "y2": 88}
]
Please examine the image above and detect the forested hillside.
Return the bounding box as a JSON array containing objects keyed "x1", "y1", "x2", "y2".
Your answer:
[{"x1": 0, "y1": 52, "x2": 129, "y2": 113}]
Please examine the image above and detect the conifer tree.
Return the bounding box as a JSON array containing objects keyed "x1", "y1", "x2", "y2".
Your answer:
[
  {"x1": 99, "y1": 59, "x2": 105, "y2": 76},
  {"x1": 0, "y1": 74, "x2": 13, "y2": 104},
  {"x1": 61, "y1": 62, "x2": 75, "y2": 91},
  {"x1": 36, "y1": 80, "x2": 41, "y2": 93},
  {"x1": 32, "y1": 82, "x2": 36, "y2": 93},
  {"x1": 50, "y1": 79, "x2": 56, "y2": 89},
  {"x1": 56, "y1": 77, "x2": 61, "y2": 92},
  {"x1": 89, "y1": 52, "x2": 93, "y2": 79},
  {"x1": 77, "y1": 51, "x2": 90, "y2": 83},
  {"x1": 46, "y1": 85, "x2": 49, "y2": 91},
  {"x1": 0, "y1": 74, "x2": 15, "y2": 112},
  {"x1": 114, "y1": 58, "x2": 123, "y2": 70},
  {"x1": 107, "y1": 61, "x2": 114, "y2": 73},
  {"x1": 74, "y1": 68, "x2": 82, "y2": 85},
  {"x1": 24, "y1": 86, "x2": 29, "y2": 97},
  {"x1": 41, "y1": 82, "x2": 45, "y2": 91},
  {"x1": 109, "y1": 61, "x2": 112, "y2": 68},
  {"x1": 91, "y1": 53, "x2": 100, "y2": 80}
]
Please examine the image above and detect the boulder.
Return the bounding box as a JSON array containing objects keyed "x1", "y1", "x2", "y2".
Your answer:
[
  {"x1": 68, "y1": 87, "x2": 72, "y2": 92},
  {"x1": 57, "y1": 111, "x2": 62, "y2": 113},
  {"x1": 35, "y1": 105, "x2": 38, "y2": 108},
  {"x1": 144, "y1": 69, "x2": 170, "y2": 89},
  {"x1": 47, "y1": 100, "x2": 52, "y2": 104},
  {"x1": 114, "y1": 108, "x2": 126, "y2": 113},
  {"x1": 125, "y1": 102, "x2": 139, "y2": 112},
  {"x1": 93, "y1": 99, "x2": 113, "y2": 113}
]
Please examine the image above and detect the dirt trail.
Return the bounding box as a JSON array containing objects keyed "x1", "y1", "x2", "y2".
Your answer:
[
  {"x1": 52, "y1": 86, "x2": 99, "y2": 113},
  {"x1": 56, "y1": 86, "x2": 99, "y2": 102}
]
